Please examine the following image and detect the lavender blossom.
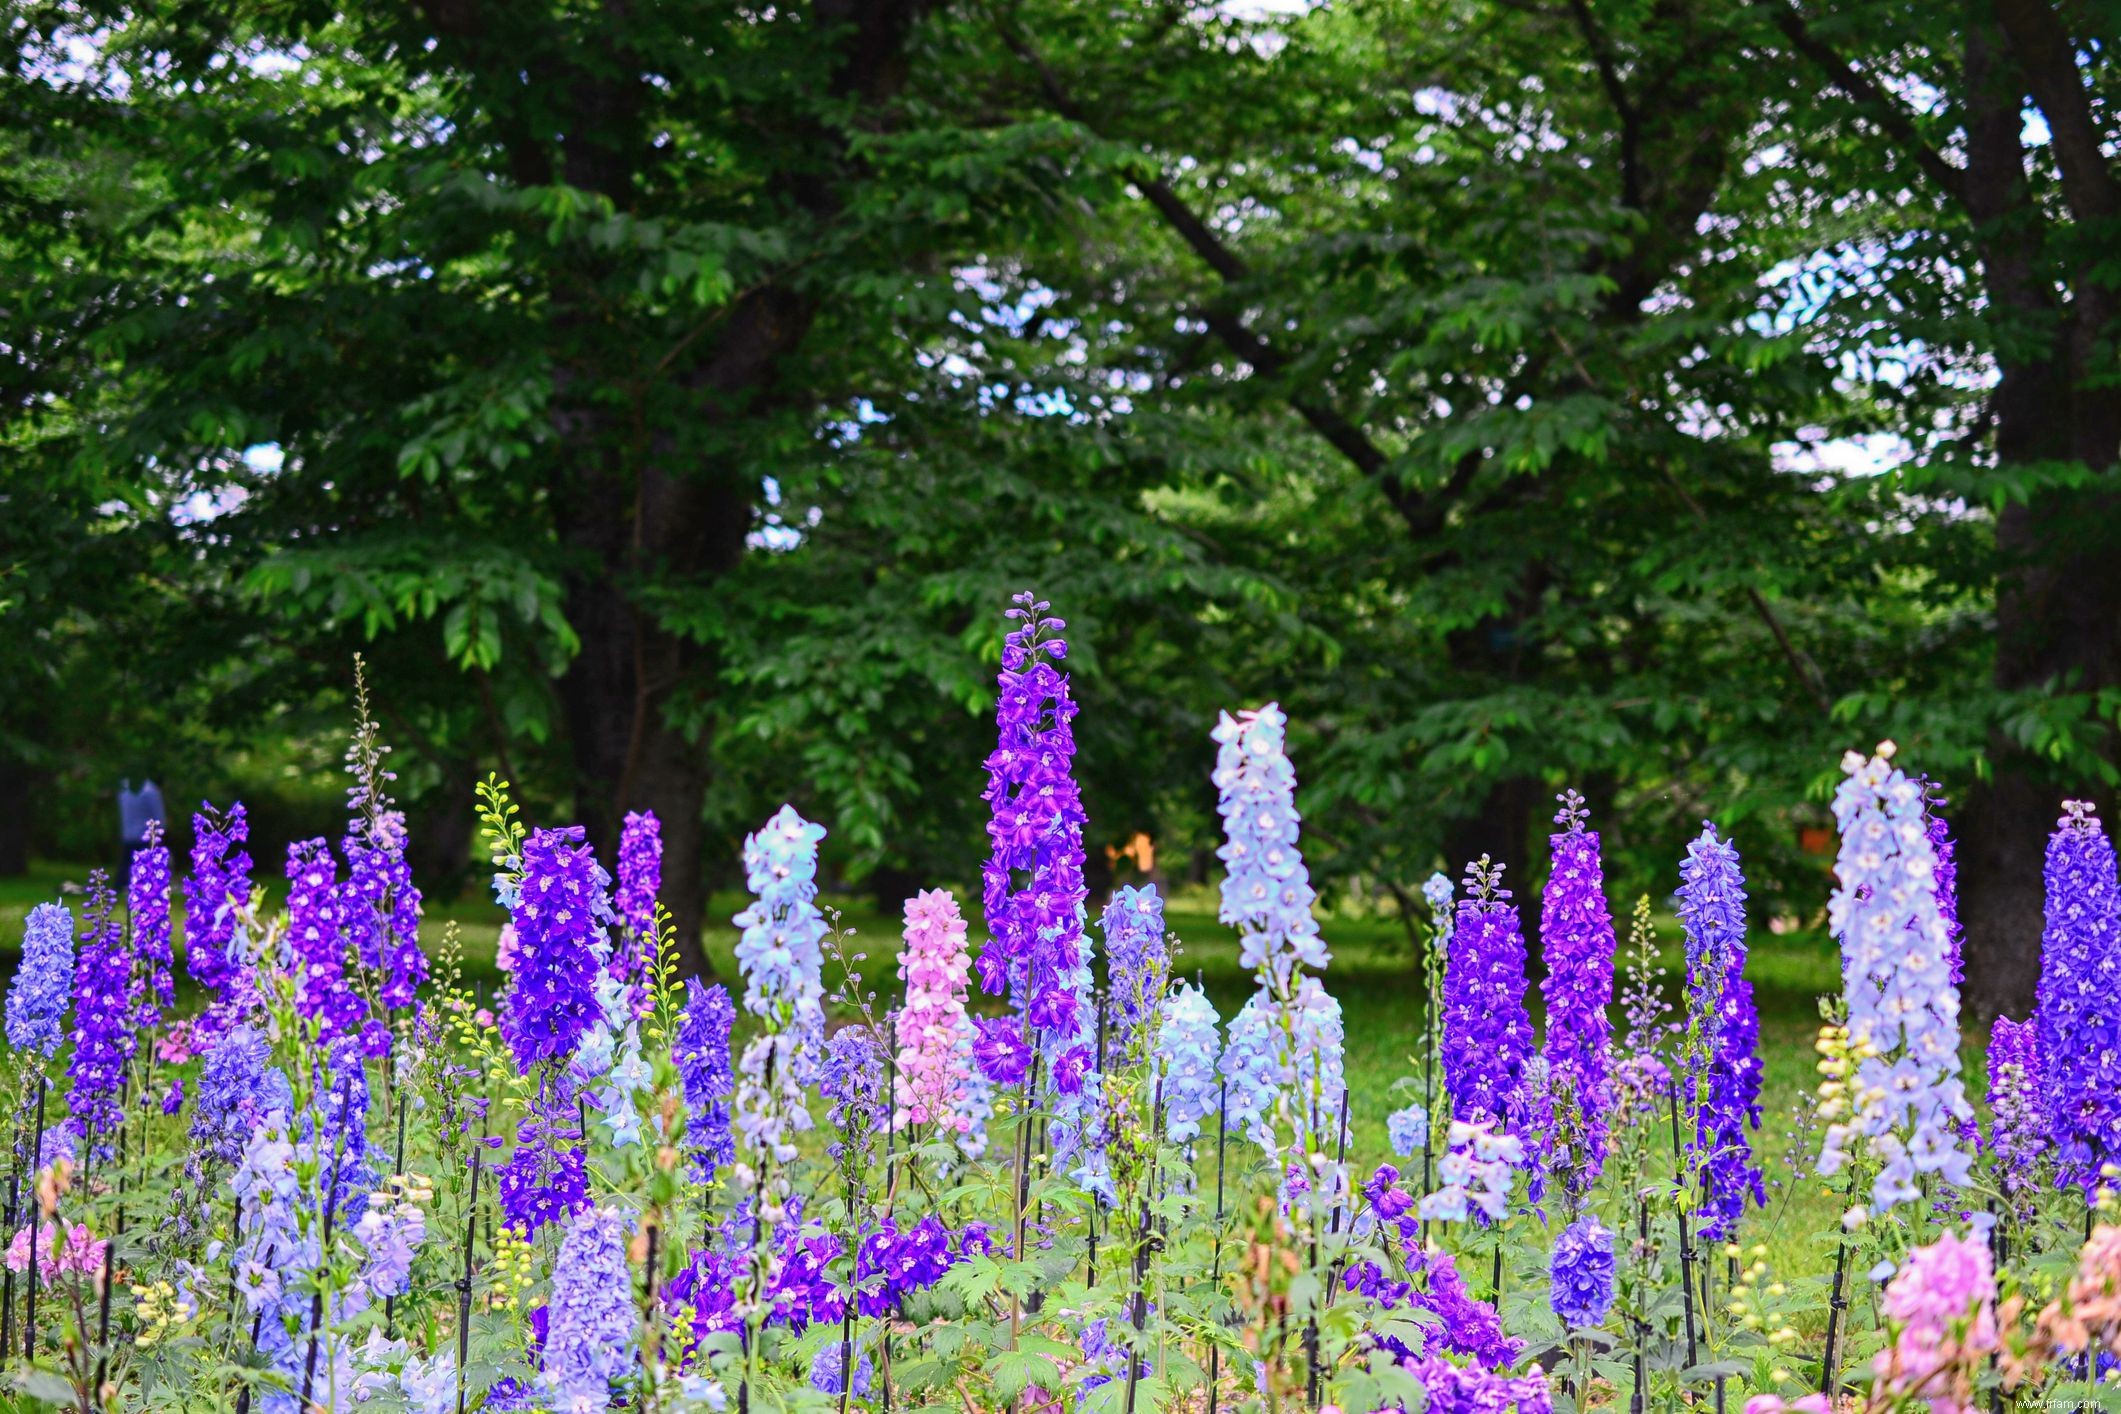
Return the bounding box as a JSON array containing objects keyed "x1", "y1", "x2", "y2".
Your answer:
[
  {"x1": 1986, "y1": 1016, "x2": 2046, "y2": 1212},
  {"x1": 129, "y1": 822, "x2": 175, "y2": 1028},
  {"x1": 342, "y1": 808, "x2": 424, "y2": 1019},
  {"x1": 1678, "y1": 822, "x2": 1765, "y2": 1240},
  {"x1": 184, "y1": 802, "x2": 253, "y2": 994},
  {"x1": 615, "y1": 809, "x2": 663, "y2": 984},
  {"x1": 1212, "y1": 703, "x2": 1326, "y2": 995},
  {"x1": 1538, "y1": 791, "x2": 1617, "y2": 1192},
  {"x1": 2033, "y1": 801, "x2": 2121, "y2": 1194},
  {"x1": 1102, "y1": 884, "x2": 1168, "y2": 1055},
  {"x1": 974, "y1": 593, "x2": 1091, "y2": 1083},
  {"x1": 733, "y1": 806, "x2": 828, "y2": 1164},
  {"x1": 192, "y1": 1023, "x2": 292, "y2": 1167},
  {"x1": 545, "y1": 1206, "x2": 637, "y2": 1409},
  {"x1": 1926, "y1": 784, "x2": 1966, "y2": 988},
  {"x1": 1159, "y1": 983, "x2": 1222, "y2": 1143},
  {"x1": 6, "y1": 902, "x2": 73, "y2": 1058},
  {"x1": 287, "y1": 839, "x2": 364, "y2": 1046},
  {"x1": 1818, "y1": 746, "x2": 1975, "y2": 1212},
  {"x1": 1441, "y1": 858, "x2": 1535, "y2": 1129}
]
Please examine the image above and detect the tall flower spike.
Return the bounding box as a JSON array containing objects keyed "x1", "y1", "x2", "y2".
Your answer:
[
  {"x1": 1986, "y1": 1016, "x2": 2046, "y2": 1215},
  {"x1": 7, "y1": 902, "x2": 74, "y2": 1058},
  {"x1": 1102, "y1": 884, "x2": 1168, "y2": 1058},
  {"x1": 545, "y1": 1206, "x2": 638, "y2": 1410},
  {"x1": 1159, "y1": 983, "x2": 1222, "y2": 1144},
  {"x1": 501, "y1": 826, "x2": 617, "y2": 1071},
  {"x1": 616, "y1": 809, "x2": 663, "y2": 984},
  {"x1": 1924, "y1": 783, "x2": 1967, "y2": 988},
  {"x1": 287, "y1": 839, "x2": 365, "y2": 1047},
  {"x1": 893, "y1": 889, "x2": 975, "y2": 1132},
  {"x1": 129, "y1": 821, "x2": 175, "y2": 1029},
  {"x1": 974, "y1": 592, "x2": 1090, "y2": 1081},
  {"x1": 1211, "y1": 704, "x2": 1326, "y2": 995},
  {"x1": 1441, "y1": 857, "x2": 1535, "y2": 1129},
  {"x1": 676, "y1": 979, "x2": 737, "y2": 1183},
  {"x1": 1678, "y1": 822, "x2": 1765, "y2": 1241},
  {"x1": 1818, "y1": 744, "x2": 1975, "y2": 1211},
  {"x1": 68, "y1": 871, "x2": 135, "y2": 1146},
  {"x1": 2033, "y1": 800, "x2": 2121, "y2": 1194},
  {"x1": 732, "y1": 804, "x2": 828, "y2": 1058},
  {"x1": 184, "y1": 801, "x2": 253, "y2": 995},
  {"x1": 1538, "y1": 791, "x2": 1618, "y2": 1194}
]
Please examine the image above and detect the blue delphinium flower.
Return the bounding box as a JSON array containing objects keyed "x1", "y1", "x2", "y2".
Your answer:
[
  {"x1": 1818, "y1": 746, "x2": 1975, "y2": 1212},
  {"x1": 1159, "y1": 983, "x2": 1222, "y2": 1143},
  {"x1": 342, "y1": 807, "x2": 425, "y2": 1022},
  {"x1": 1538, "y1": 792, "x2": 1617, "y2": 1193},
  {"x1": 7, "y1": 902, "x2": 74, "y2": 1057},
  {"x1": 494, "y1": 1094, "x2": 591, "y2": 1240},
  {"x1": 676, "y1": 979, "x2": 736, "y2": 1183},
  {"x1": 809, "y1": 1340, "x2": 875, "y2": 1398},
  {"x1": 1441, "y1": 859, "x2": 1535, "y2": 1129},
  {"x1": 1212, "y1": 703, "x2": 1326, "y2": 994},
  {"x1": 575, "y1": 975, "x2": 649, "y2": 1147},
  {"x1": 68, "y1": 871, "x2": 135, "y2": 1146},
  {"x1": 184, "y1": 802, "x2": 253, "y2": 995},
  {"x1": 1388, "y1": 1103, "x2": 1429, "y2": 1158},
  {"x1": 2033, "y1": 800, "x2": 2121, "y2": 1194},
  {"x1": 1219, "y1": 993, "x2": 1282, "y2": 1147},
  {"x1": 1678, "y1": 822, "x2": 1766, "y2": 1240},
  {"x1": 545, "y1": 1206, "x2": 637, "y2": 1409},
  {"x1": 733, "y1": 806, "x2": 828, "y2": 1162},
  {"x1": 819, "y1": 1026, "x2": 885, "y2": 1167},
  {"x1": 502, "y1": 826, "x2": 617, "y2": 1071},
  {"x1": 129, "y1": 822, "x2": 175, "y2": 1029},
  {"x1": 287, "y1": 839, "x2": 365, "y2": 1047},
  {"x1": 1103, "y1": 884, "x2": 1168, "y2": 1055},
  {"x1": 1548, "y1": 1215, "x2": 1616, "y2": 1329},
  {"x1": 973, "y1": 593, "x2": 1091, "y2": 1083}
]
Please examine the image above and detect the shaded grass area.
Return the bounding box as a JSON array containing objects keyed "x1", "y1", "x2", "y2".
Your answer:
[{"x1": 0, "y1": 860, "x2": 1976, "y2": 1282}]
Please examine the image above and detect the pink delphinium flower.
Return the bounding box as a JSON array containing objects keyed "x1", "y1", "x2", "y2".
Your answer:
[
  {"x1": 1743, "y1": 1397, "x2": 1831, "y2": 1414},
  {"x1": 893, "y1": 889, "x2": 974, "y2": 1132},
  {"x1": 6, "y1": 1221, "x2": 108, "y2": 1281},
  {"x1": 1872, "y1": 1229, "x2": 1996, "y2": 1414},
  {"x1": 156, "y1": 1020, "x2": 196, "y2": 1066},
  {"x1": 495, "y1": 922, "x2": 519, "y2": 974}
]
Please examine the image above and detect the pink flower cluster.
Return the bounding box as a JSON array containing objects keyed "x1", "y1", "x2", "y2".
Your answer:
[
  {"x1": 6, "y1": 1221, "x2": 108, "y2": 1282},
  {"x1": 1872, "y1": 1229, "x2": 1997, "y2": 1414},
  {"x1": 893, "y1": 889, "x2": 974, "y2": 1132}
]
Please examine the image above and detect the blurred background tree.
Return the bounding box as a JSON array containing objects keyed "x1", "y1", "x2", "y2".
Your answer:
[{"x1": 2, "y1": 0, "x2": 2110, "y2": 1006}]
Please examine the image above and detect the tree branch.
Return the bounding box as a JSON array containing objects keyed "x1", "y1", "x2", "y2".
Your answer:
[
  {"x1": 1991, "y1": 0, "x2": 2121, "y2": 226},
  {"x1": 1565, "y1": 0, "x2": 1643, "y2": 212},
  {"x1": 1765, "y1": 1, "x2": 1969, "y2": 210}
]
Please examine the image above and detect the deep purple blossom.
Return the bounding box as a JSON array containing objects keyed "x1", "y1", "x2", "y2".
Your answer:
[
  {"x1": 287, "y1": 839, "x2": 365, "y2": 1046},
  {"x1": 1538, "y1": 792, "x2": 1617, "y2": 1194},
  {"x1": 1441, "y1": 859, "x2": 1535, "y2": 1130},
  {"x1": 2033, "y1": 801, "x2": 2121, "y2": 1194},
  {"x1": 973, "y1": 593, "x2": 1089, "y2": 1082},
  {"x1": 129, "y1": 822, "x2": 175, "y2": 1028},
  {"x1": 676, "y1": 979, "x2": 736, "y2": 1184},
  {"x1": 1548, "y1": 1215, "x2": 1616, "y2": 1329},
  {"x1": 1926, "y1": 784, "x2": 1966, "y2": 988},
  {"x1": 342, "y1": 809, "x2": 425, "y2": 1018},
  {"x1": 1986, "y1": 1015, "x2": 2046, "y2": 1213},
  {"x1": 1404, "y1": 1355, "x2": 1554, "y2": 1414},
  {"x1": 183, "y1": 802, "x2": 253, "y2": 994},
  {"x1": 67, "y1": 872, "x2": 135, "y2": 1146},
  {"x1": 1678, "y1": 822, "x2": 1765, "y2": 1241},
  {"x1": 615, "y1": 809, "x2": 663, "y2": 984},
  {"x1": 501, "y1": 826, "x2": 616, "y2": 1071},
  {"x1": 495, "y1": 1091, "x2": 590, "y2": 1238},
  {"x1": 1349, "y1": 1164, "x2": 1523, "y2": 1369}
]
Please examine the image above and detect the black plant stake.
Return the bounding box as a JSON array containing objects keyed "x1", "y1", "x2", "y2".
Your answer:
[
  {"x1": 1121, "y1": 1078, "x2": 1165, "y2": 1414},
  {"x1": 299, "y1": 1141, "x2": 348, "y2": 1409},
  {"x1": 2, "y1": 1109, "x2": 21, "y2": 1362},
  {"x1": 1666, "y1": 1087, "x2": 1699, "y2": 1383},
  {"x1": 1820, "y1": 1185, "x2": 1851, "y2": 1396},
  {"x1": 386, "y1": 1094, "x2": 408, "y2": 1336},
  {"x1": 1631, "y1": 1195, "x2": 1650, "y2": 1414},
  {"x1": 1207, "y1": 1079, "x2": 1229, "y2": 1414},
  {"x1": 456, "y1": 1146, "x2": 483, "y2": 1414},
  {"x1": 25, "y1": 1075, "x2": 46, "y2": 1364}
]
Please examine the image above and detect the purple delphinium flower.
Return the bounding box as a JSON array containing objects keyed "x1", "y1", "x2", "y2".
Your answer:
[
  {"x1": 495, "y1": 1091, "x2": 591, "y2": 1238},
  {"x1": 1986, "y1": 1016, "x2": 2046, "y2": 1214},
  {"x1": 501, "y1": 826, "x2": 616, "y2": 1071},
  {"x1": 309, "y1": 1034, "x2": 374, "y2": 1221},
  {"x1": 1925, "y1": 784, "x2": 1966, "y2": 988},
  {"x1": 67, "y1": 872, "x2": 135, "y2": 1147},
  {"x1": 287, "y1": 839, "x2": 365, "y2": 1047},
  {"x1": 1818, "y1": 747, "x2": 1975, "y2": 1212},
  {"x1": 615, "y1": 809, "x2": 663, "y2": 984},
  {"x1": 191, "y1": 1022, "x2": 292, "y2": 1167},
  {"x1": 971, "y1": 1016, "x2": 1032, "y2": 1087},
  {"x1": 1404, "y1": 1355, "x2": 1555, "y2": 1414},
  {"x1": 1440, "y1": 858, "x2": 1535, "y2": 1130},
  {"x1": 342, "y1": 809, "x2": 425, "y2": 1020},
  {"x1": 973, "y1": 592, "x2": 1090, "y2": 1083},
  {"x1": 1538, "y1": 791, "x2": 1618, "y2": 1194},
  {"x1": 2033, "y1": 800, "x2": 2121, "y2": 1195},
  {"x1": 184, "y1": 801, "x2": 253, "y2": 994},
  {"x1": 675, "y1": 979, "x2": 736, "y2": 1184},
  {"x1": 1678, "y1": 822, "x2": 1766, "y2": 1241},
  {"x1": 546, "y1": 1206, "x2": 637, "y2": 1409},
  {"x1": 7, "y1": 902, "x2": 74, "y2": 1058},
  {"x1": 1102, "y1": 884, "x2": 1167, "y2": 1056},
  {"x1": 129, "y1": 821, "x2": 175, "y2": 1029},
  {"x1": 819, "y1": 1027, "x2": 885, "y2": 1167},
  {"x1": 1548, "y1": 1215, "x2": 1617, "y2": 1329}
]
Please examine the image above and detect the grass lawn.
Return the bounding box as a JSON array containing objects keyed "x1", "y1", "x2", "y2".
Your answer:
[{"x1": 0, "y1": 859, "x2": 1968, "y2": 1290}]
